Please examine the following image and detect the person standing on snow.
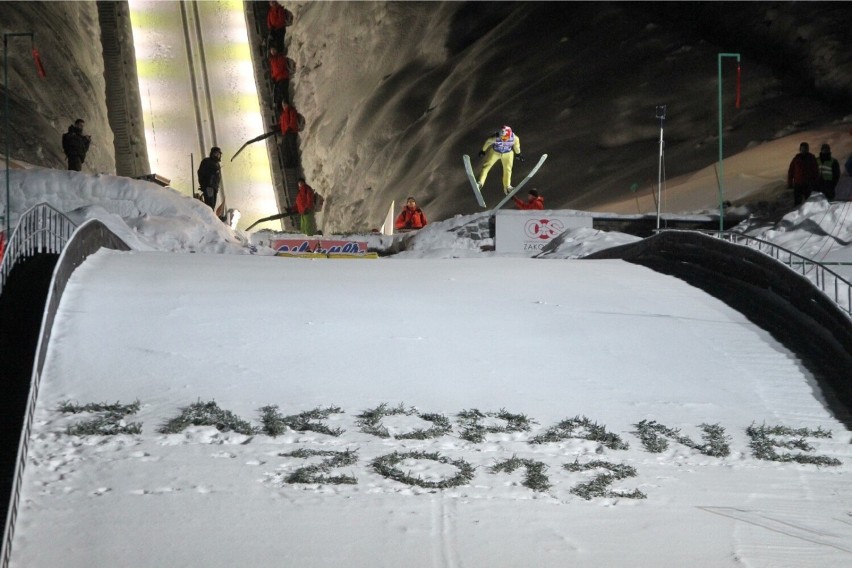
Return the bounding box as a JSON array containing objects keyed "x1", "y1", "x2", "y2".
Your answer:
[
  {"x1": 278, "y1": 102, "x2": 299, "y2": 135},
  {"x1": 62, "y1": 118, "x2": 91, "y2": 171},
  {"x1": 197, "y1": 146, "x2": 223, "y2": 211},
  {"x1": 266, "y1": 1, "x2": 291, "y2": 52},
  {"x1": 278, "y1": 101, "x2": 300, "y2": 167},
  {"x1": 787, "y1": 142, "x2": 819, "y2": 206},
  {"x1": 816, "y1": 143, "x2": 840, "y2": 201},
  {"x1": 268, "y1": 46, "x2": 291, "y2": 110},
  {"x1": 477, "y1": 125, "x2": 524, "y2": 195},
  {"x1": 513, "y1": 189, "x2": 544, "y2": 210},
  {"x1": 294, "y1": 178, "x2": 317, "y2": 235},
  {"x1": 394, "y1": 196, "x2": 428, "y2": 231}
]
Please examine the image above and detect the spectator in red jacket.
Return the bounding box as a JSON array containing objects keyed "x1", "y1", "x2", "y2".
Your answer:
[
  {"x1": 268, "y1": 46, "x2": 290, "y2": 109},
  {"x1": 513, "y1": 189, "x2": 544, "y2": 210},
  {"x1": 395, "y1": 197, "x2": 428, "y2": 231},
  {"x1": 278, "y1": 101, "x2": 300, "y2": 167},
  {"x1": 788, "y1": 142, "x2": 820, "y2": 206},
  {"x1": 266, "y1": 1, "x2": 291, "y2": 52},
  {"x1": 293, "y1": 178, "x2": 317, "y2": 235},
  {"x1": 278, "y1": 102, "x2": 299, "y2": 135}
]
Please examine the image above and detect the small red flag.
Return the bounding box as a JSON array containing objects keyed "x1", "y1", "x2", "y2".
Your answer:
[{"x1": 32, "y1": 47, "x2": 46, "y2": 78}]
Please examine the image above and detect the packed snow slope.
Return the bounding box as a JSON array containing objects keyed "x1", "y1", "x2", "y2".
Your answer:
[
  {"x1": 3, "y1": 163, "x2": 852, "y2": 568},
  {"x1": 9, "y1": 251, "x2": 852, "y2": 568}
]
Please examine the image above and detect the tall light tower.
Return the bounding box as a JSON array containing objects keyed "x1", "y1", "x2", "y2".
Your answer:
[
  {"x1": 717, "y1": 52, "x2": 741, "y2": 233},
  {"x1": 655, "y1": 104, "x2": 666, "y2": 230}
]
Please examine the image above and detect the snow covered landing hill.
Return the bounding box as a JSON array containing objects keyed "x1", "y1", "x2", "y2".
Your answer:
[{"x1": 9, "y1": 249, "x2": 852, "y2": 568}]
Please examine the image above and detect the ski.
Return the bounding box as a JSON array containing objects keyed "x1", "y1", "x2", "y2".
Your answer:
[
  {"x1": 463, "y1": 154, "x2": 487, "y2": 208},
  {"x1": 231, "y1": 130, "x2": 276, "y2": 162},
  {"x1": 492, "y1": 154, "x2": 548, "y2": 211}
]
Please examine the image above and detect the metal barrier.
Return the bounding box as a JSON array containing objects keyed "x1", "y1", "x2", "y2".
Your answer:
[
  {"x1": 1, "y1": 211, "x2": 129, "y2": 568},
  {"x1": 696, "y1": 230, "x2": 852, "y2": 318},
  {"x1": 0, "y1": 203, "x2": 77, "y2": 295}
]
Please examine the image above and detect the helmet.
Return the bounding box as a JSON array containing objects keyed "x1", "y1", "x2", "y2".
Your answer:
[
  {"x1": 210, "y1": 146, "x2": 222, "y2": 155},
  {"x1": 500, "y1": 126, "x2": 512, "y2": 140}
]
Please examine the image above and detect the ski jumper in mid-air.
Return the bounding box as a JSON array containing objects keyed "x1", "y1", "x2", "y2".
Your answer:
[{"x1": 477, "y1": 125, "x2": 523, "y2": 195}]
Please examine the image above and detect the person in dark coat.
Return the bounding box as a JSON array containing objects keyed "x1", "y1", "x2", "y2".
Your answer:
[
  {"x1": 61, "y1": 118, "x2": 91, "y2": 171},
  {"x1": 816, "y1": 143, "x2": 841, "y2": 200},
  {"x1": 787, "y1": 142, "x2": 820, "y2": 206},
  {"x1": 197, "y1": 146, "x2": 223, "y2": 210}
]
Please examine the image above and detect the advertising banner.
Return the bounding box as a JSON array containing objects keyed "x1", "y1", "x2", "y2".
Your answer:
[
  {"x1": 495, "y1": 210, "x2": 593, "y2": 254},
  {"x1": 272, "y1": 239, "x2": 369, "y2": 256}
]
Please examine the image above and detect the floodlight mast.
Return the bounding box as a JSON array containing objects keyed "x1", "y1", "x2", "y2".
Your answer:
[
  {"x1": 655, "y1": 105, "x2": 666, "y2": 230},
  {"x1": 717, "y1": 52, "x2": 741, "y2": 232}
]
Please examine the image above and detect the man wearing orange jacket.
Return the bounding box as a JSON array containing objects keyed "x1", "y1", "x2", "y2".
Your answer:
[
  {"x1": 293, "y1": 178, "x2": 317, "y2": 235},
  {"x1": 278, "y1": 102, "x2": 300, "y2": 167},
  {"x1": 278, "y1": 102, "x2": 299, "y2": 134},
  {"x1": 266, "y1": 1, "x2": 291, "y2": 52},
  {"x1": 395, "y1": 197, "x2": 428, "y2": 231},
  {"x1": 269, "y1": 47, "x2": 290, "y2": 109},
  {"x1": 513, "y1": 189, "x2": 544, "y2": 210}
]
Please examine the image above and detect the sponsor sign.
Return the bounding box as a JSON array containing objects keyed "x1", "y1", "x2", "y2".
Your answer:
[
  {"x1": 495, "y1": 210, "x2": 593, "y2": 254},
  {"x1": 273, "y1": 239, "x2": 369, "y2": 256}
]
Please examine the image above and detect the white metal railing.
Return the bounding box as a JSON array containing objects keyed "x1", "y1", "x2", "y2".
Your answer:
[
  {"x1": 1, "y1": 203, "x2": 76, "y2": 568},
  {"x1": 698, "y1": 230, "x2": 852, "y2": 318},
  {"x1": 0, "y1": 203, "x2": 77, "y2": 294}
]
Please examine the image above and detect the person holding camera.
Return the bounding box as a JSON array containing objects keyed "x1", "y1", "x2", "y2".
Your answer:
[
  {"x1": 395, "y1": 196, "x2": 428, "y2": 231},
  {"x1": 61, "y1": 118, "x2": 91, "y2": 172}
]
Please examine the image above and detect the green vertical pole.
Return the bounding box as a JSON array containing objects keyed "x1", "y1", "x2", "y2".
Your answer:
[{"x1": 717, "y1": 52, "x2": 740, "y2": 232}]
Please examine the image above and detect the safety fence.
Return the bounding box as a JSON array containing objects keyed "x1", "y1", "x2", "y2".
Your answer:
[
  {"x1": 701, "y1": 230, "x2": 852, "y2": 319},
  {"x1": 0, "y1": 203, "x2": 76, "y2": 295},
  {"x1": 1, "y1": 206, "x2": 129, "y2": 568}
]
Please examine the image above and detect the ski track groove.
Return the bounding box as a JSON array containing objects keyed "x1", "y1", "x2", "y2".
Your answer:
[{"x1": 699, "y1": 507, "x2": 852, "y2": 555}]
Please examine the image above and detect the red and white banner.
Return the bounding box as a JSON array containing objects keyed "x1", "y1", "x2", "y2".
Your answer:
[{"x1": 495, "y1": 210, "x2": 593, "y2": 254}]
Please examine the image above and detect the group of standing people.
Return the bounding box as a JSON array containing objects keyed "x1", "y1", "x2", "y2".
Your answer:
[
  {"x1": 265, "y1": 2, "x2": 315, "y2": 233},
  {"x1": 264, "y1": 1, "x2": 301, "y2": 168},
  {"x1": 787, "y1": 142, "x2": 846, "y2": 205},
  {"x1": 266, "y1": 1, "x2": 316, "y2": 233}
]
